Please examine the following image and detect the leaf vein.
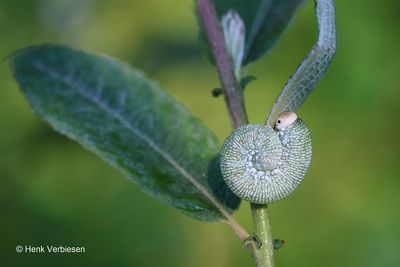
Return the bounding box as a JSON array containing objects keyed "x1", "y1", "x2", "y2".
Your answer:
[{"x1": 32, "y1": 60, "x2": 233, "y2": 221}]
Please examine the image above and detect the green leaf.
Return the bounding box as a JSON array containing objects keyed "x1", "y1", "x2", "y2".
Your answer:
[
  {"x1": 10, "y1": 44, "x2": 240, "y2": 222},
  {"x1": 211, "y1": 88, "x2": 223, "y2": 97},
  {"x1": 199, "y1": 0, "x2": 304, "y2": 64},
  {"x1": 273, "y1": 239, "x2": 285, "y2": 250},
  {"x1": 240, "y1": 75, "x2": 257, "y2": 90}
]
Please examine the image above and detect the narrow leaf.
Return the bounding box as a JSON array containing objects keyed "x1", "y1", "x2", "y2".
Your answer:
[
  {"x1": 10, "y1": 44, "x2": 240, "y2": 222},
  {"x1": 267, "y1": 0, "x2": 336, "y2": 126},
  {"x1": 240, "y1": 75, "x2": 257, "y2": 90}
]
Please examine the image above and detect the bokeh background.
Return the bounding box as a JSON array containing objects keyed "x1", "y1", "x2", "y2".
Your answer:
[{"x1": 1, "y1": 0, "x2": 399, "y2": 266}]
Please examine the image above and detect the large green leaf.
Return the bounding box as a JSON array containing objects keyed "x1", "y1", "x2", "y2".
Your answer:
[
  {"x1": 10, "y1": 44, "x2": 240, "y2": 221},
  {"x1": 199, "y1": 0, "x2": 304, "y2": 64}
]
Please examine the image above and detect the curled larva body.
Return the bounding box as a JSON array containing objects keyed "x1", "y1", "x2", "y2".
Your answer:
[{"x1": 220, "y1": 117, "x2": 312, "y2": 204}]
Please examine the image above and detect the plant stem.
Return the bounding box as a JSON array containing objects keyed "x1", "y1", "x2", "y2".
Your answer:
[
  {"x1": 196, "y1": 0, "x2": 247, "y2": 129},
  {"x1": 196, "y1": 0, "x2": 274, "y2": 266},
  {"x1": 251, "y1": 203, "x2": 274, "y2": 267}
]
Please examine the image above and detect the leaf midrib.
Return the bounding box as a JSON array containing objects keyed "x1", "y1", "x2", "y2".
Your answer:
[
  {"x1": 31, "y1": 60, "x2": 232, "y2": 220},
  {"x1": 244, "y1": 0, "x2": 272, "y2": 59}
]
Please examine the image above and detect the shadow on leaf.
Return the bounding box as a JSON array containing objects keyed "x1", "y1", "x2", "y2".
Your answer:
[{"x1": 208, "y1": 154, "x2": 241, "y2": 211}]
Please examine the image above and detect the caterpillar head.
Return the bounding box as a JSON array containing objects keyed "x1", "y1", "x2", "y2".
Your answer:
[{"x1": 275, "y1": 112, "x2": 298, "y2": 130}]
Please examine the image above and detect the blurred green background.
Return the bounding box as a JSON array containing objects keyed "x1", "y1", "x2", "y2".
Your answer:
[{"x1": 1, "y1": 0, "x2": 400, "y2": 266}]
